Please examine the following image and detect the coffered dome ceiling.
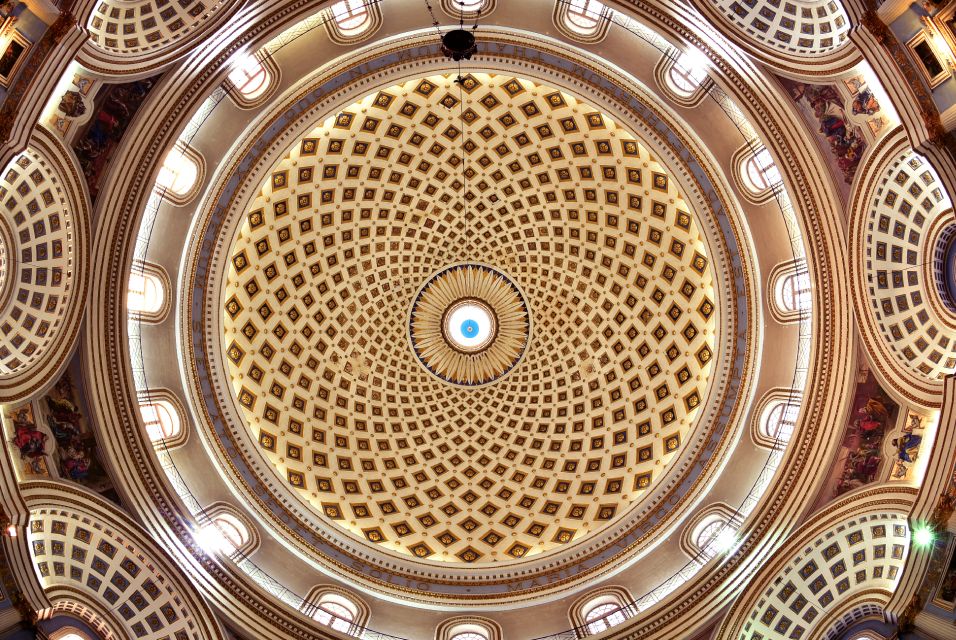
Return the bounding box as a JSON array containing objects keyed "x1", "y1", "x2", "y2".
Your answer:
[{"x1": 220, "y1": 73, "x2": 718, "y2": 564}]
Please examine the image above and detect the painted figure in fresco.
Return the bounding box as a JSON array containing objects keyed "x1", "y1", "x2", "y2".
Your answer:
[
  {"x1": 45, "y1": 393, "x2": 93, "y2": 481},
  {"x1": 834, "y1": 394, "x2": 894, "y2": 495},
  {"x1": 58, "y1": 90, "x2": 86, "y2": 118},
  {"x1": 73, "y1": 77, "x2": 158, "y2": 198},
  {"x1": 59, "y1": 444, "x2": 91, "y2": 480},
  {"x1": 10, "y1": 408, "x2": 46, "y2": 458},
  {"x1": 851, "y1": 88, "x2": 880, "y2": 116},
  {"x1": 785, "y1": 80, "x2": 866, "y2": 184},
  {"x1": 0, "y1": 1, "x2": 21, "y2": 18}
]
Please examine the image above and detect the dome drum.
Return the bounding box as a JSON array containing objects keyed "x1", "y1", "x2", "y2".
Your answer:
[{"x1": 72, "y1": 6, "x2": 859, "y2": 639}]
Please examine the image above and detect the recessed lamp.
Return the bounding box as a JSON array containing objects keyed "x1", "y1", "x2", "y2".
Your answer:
[{"x1": 912, "y1": 523, "x2": 936, "y2": 548}]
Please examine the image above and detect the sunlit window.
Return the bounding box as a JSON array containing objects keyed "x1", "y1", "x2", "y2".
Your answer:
[
  {"x1": 139, "y1": 398, "x2": 181, "y2": 444},
  {"x1": 762, "y1": 400, "x2": 799, "y2": 444},
  {"x1": 743, "y1": 147, "x2": 782, "y2": 193},
  {"x1": 315, "y1": 594, "x2": 359, "y2": 633},
  {"x1": 667, "y1": 50, "x2": 709, "y2": 95},
  {"x1": 691, "y1": 514, "x2": 738, "y2": 559},
  {"x1": 452, "y1": 0, "x2": 484, "y2": 8},
  {"x1": 228, "y1": 55, "x2": 270, "y2": 101},
  {"x1": 778, "y1": 268, "x2": 811, "y2": 314},
  {"x1": 52, "y1": 630, "x2": 91, "y2": 640},
  {"x1": 565, "y1": 0, "x2": 606, "y2": 33},
  {"x1": 331, "y1": 0, "x2": 371, "y2": 35},
  {"x1": 128, "y1": 265, "x2": 165, "y2": 317},
  {"x1": 197, "y1": 512, "x2": 249, "y2": 556},
  {"x1": 584, "y1": 602, "x2": 627, "y2": 633},
  {"x1": 156, "y1": 146, "x2": 199, "y2": 200},
  {"x1": 450, "y1": 633, "x2": 487, "y2": 640}
]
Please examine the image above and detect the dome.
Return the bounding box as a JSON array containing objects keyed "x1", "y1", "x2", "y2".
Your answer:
[
  {"x1": 216, "y1": 73, "x2": 721, "y2": 566},
  {"x1": 0, "y1": 1, "x2": 954, "y2": 640}
]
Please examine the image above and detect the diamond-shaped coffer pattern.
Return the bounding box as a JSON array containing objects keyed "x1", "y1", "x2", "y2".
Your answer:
[{"x1": 222, "y1": 74, "x2": 717, "y2": 563}]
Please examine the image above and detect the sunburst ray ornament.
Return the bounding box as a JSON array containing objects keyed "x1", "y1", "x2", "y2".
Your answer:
[{"x1": 409, "y1": 264, "x2": 530, "y2": 386}]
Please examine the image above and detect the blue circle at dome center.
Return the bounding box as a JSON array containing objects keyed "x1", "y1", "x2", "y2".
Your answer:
[{"x1": 461, "y1": 319, "x2": 479, "y2": 336}]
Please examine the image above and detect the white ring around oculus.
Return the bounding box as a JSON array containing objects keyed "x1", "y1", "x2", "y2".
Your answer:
[{"x1": 444, "y1": 300, "x2": 495, "y2": 352}]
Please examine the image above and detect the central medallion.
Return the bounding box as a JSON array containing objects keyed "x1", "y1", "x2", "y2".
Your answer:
[{"x1": 409, "y1": 264, "x2": 530, "y2": 386}]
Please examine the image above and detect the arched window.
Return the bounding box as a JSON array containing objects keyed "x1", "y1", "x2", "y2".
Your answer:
[
  {"x1": 139, "y1": 398, "x2": 181, "y2": 444},
  {"x1": 553, "y1": 0, "x2": 610, "y2": 42},
  {"x1": 768, "y1": 259, "x2": 811, "y2": 323},
  {"x1": 744, "y1": 148, "x2": 781, "y2": 192},
  {"x1": 566, "y1": 0, "x2": 605, "y2": 32},
  {"x1": 667, "y1": 50, "x2": 709, "y2": 95},
  {"x1": 750, "y1": 390, "x2": 802, "y2": 449},
  {"x1": 304, "y1": 587, "x2": 370, "y2": 633},
  {"x1": 227, "y1": 53, "x2": 275, "y2": 106},
  {"x1": 155, "y1": 144, "x2": 202, "y2": 205},
  {"x1": 680, "y1": 503, "x2": 742, "y2": 560},
  {"x1": 197, "y1": 514, "x2": 247, "y2": 555},
  {"x1": 437, "y1": 617, "x2": 502, "y2": 640},
  {"x1": 733, "y1": 143, "x2": 782, "y2": 204},
  {"x1": 195, "y1": 506, "x2": 258, "y2": 558},
  {"x1": 584, "y1": 602, "x2": 627, "y2": 633},
  {"x1": 128, "y1": 260, "x2": 169, "y2": 323},
  {"x1": 692, "y1": 517, "x2": 738, "y2": 559},
  {"x1": 569, "y1": 589, "x2": 635, "y2": 635},
  {"x1": 314, "y1": 593, "x2": 358, "y2": 633},
  {"x1": 324, "y1": 0, "x2": 382, "y2": 43},
  {"x1": 779, "y1": 269, "x2": 811, "y2": 313},
  {"x1": 762, "y1": 400, "x2": 799, "y2": 444},
  {"x1": 127, "y1": 270, "x2": 163, "y2": 316},
  {"x1": 441, "y1": 0, "x2": 495, "y2": 17},
  {"x1": 332, "y1": 0, "x2": 371, "y2": 34}
]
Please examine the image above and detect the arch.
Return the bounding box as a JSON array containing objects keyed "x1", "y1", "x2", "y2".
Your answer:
[
  {"x1": 77, "y1": 0, "x2": 242, "y2": 76},
  {"x1": 436, "y1": 616, "x2": 503, "y2": 640},
  {"x1": 324, "y1": 0, "x2": 383, "y2": 45},
  {"x1": 768, "y1": 259, "x2": 812, "y2": 323},
  {"x1": 0, "y1": 128, "x2": 90, "y2": 402},
  {"x1": 688, "y1": 0, "x2": 859, "y2": 75},
  {"x1": 155, "y1": 143, "x2": 204, "y2": 206},
  {"x1": 732, "y1": 142, "x2": 782, "y2": 204},
  {"x1": 568, "y1": 586, "x2": 636, "y2": 635},
  {"x1": 137, "y1": 389, "x2": 187, "y2": 449},
  {"x1": 849, "y1": 134, "x2": 956, "y2": 408},
  {"x1": 46, "y1": 589, "x2": 127, "y2": 640},
  {"x1": 303, "y1": 586, "x2": 370, "y2": 634},
  {"x1": 23, "y1": 481, "x2": 227, "y2": 640},
  {"x1": 819, "y1": 602, "x2": 888, "y2": 640},
  {"x1": 127, "y1": 260, "x2": 170, "y2": 324},
  {"x1": 194, "y1": 502, "x2": 259, "y2": 559},
  {"x1": 750, "y1": 389, "x2": 802, "y2": 449},
  {"x1": 716, "y1": 486, "x2": 916, "y2": 640},
  {"x1": 225, "y1": 51, "x2": 280, "y2": 109},
  {"x1": 679, "y1": 503, "x2": 743, "y2": 560},
  {"x1": 553, "y1": 0, "x2": 611, "y2": 43}
]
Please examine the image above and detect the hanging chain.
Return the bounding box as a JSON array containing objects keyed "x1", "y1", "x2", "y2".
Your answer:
[
  {"x1": 422, "y1": 0, "x2": 443, "y2": 36},
  {"x1": 455, "y1": 60, "x2": 470, "y2": 241}
]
